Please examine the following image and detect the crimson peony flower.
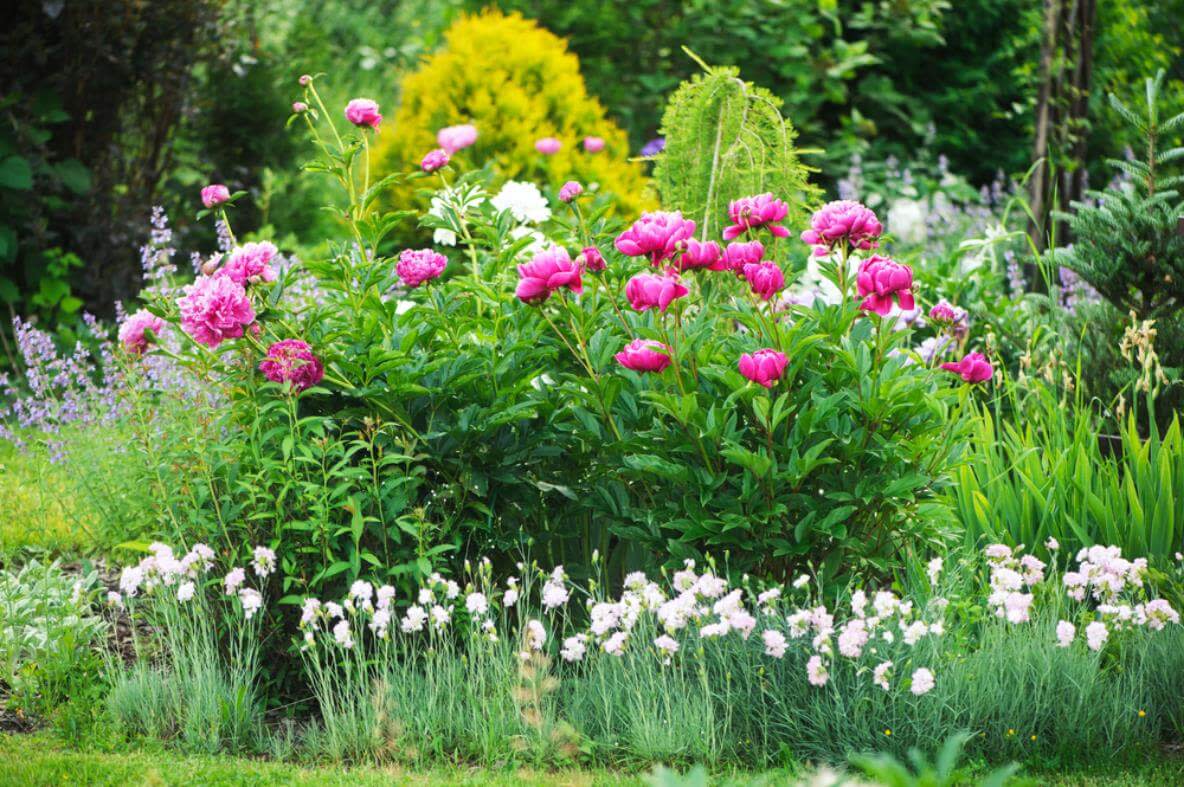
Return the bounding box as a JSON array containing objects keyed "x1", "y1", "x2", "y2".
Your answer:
[
  {"x1": 856, "y1": 255, "x2": 914, "y2": 315},
  {"x1": 723, "y1": 193, "x2": 791, "y2": 240},
  {"x1": 940, "y1": 352, "x2": 993, "y2": 383},
  {"x1": 615, "y1": 338, "x2": 672, "y2": 373},
  {"x1": 397, "y1": 249, "x2": 448, "y2": 288},
  {"x1": 344, "y1": 98, "x2": 382, "y2": 129},
  {"x1": 625, "y1": 271, "x2": 689, "y2": 313},
  {"x1": 516, "y1": 247, "x2": 583, "y2": 303},
  {"x1": 738, "y1": 348, "x2": 788, "y2": 388},
  {"x1": 259, "y1": 339, "x2": 324, "y2": 392}
]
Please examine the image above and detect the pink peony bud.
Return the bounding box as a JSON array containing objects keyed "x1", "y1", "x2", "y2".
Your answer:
[
  {"x1": 675, "y1": 239, "x2": 721, "y2": 272},
  {"x1": 579, "y1": 246, "x2": 605, "y2": 272},
  {"x1": 516, "y1": 247, "x2": 583, "y2": 304},
  {"x1": 436, "y1": 124, "x2": 478, "y2": 153},
  {"x1": 298, "y1": 74, "x2": 312, "y2": 86},
  {"x1": 397, "y1": 249, "x2": 448, "y2": 288},
  {"x1": 625, "y1": 271, "x2": 689, "y2": 313},
  {"x1": 259, "y1": 339, "x2": 324, "y2": 392},
  {"x1": 941, "y1": 352, "x2": 993, "y2": 383},
  {"x1": 723, "y1": 193, "x2": 791, "y2": 241},
  {"x1": 559, "y1": 181, "x2": 583, "y2": 203},
  {"x1": 615, "y1": 339, "x2": 672, "y2": 373},
  {"x1": 344, "y1": 98, "x2": 382, "y2": 130},
  {"x1": 738, "y1": 348, "x2": 788, "y2": 388},
  {"x1": 201, "y1": 184, "x2": 230, "y2": 209},
  {"x1": 615, "y1": 211, "x2": 697, "y2": 266},
  {"x1": 535, "y1": 137, "x2": 562, "y2": 155},
  {"x1": 712, "y1": 240, "x2": 765, "y2": 274},
  {"x1": 856, "y1": 255, "x2": 914, "y2": 315},
  {"x1": 583, "y1": 136, "x2": 605, "y2": 153},
  {"x1": 801, "y1": 200, "x2": 882, "y2": 256},
  {"x1": 118, "y1": 309, "x2": 166, "y2": 355},
  {"x1": 218, "y1": 241, "x2": 278, "y2": 286},
  {"x1": 292, "y1": 101, "x2": 309, "y2": 114},
  {"x1": 421, "y1": 148, "x2": 450, "y2": 173},
  {"x1": 742, "y1": 261, "x2": 786, "y2": 301}
]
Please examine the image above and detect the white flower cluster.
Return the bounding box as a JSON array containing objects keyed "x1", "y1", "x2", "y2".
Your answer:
[{"x1": 112, "y1": 541, "x2": 270, "y2": 621}]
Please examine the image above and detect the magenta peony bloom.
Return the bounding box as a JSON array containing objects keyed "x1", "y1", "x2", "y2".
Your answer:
[
  {"x1": 928, "y1": 301, "x2": 958, "y2": 323},
  {"x1": 579, "y1": 246, "x2": 606, "y2": 272},
  {"x1": 535, "y1": 137, "x2": 562, "y2": 155},
  {"x1": 292, "y1": 101, "x2": 309, "y2": 114},
  {"x1": 177, "y1": 274, "x2": 256, "y2": 348},
  {"x1": 421, "y1": 148, "x2": 450, "y2": 172},
  {"x1": 742, "y1": 261, "x2": 786, "y2": 301},
  {"x1": 941, "y1": 352, "x2": 993, "y2": 383},
  {"x1": 516, "y1": 247, "x2": 583, "y2": 303},
  {"x1": 712, "y1": 240, "x2": 765, "y2": 273},
  {"x1": 397, "y1": 248, "x2": 448, "y2": 288},
  {"x1": 738, "y1": 348, "x2": 788, "y2": 388},
  {"x1": 801, "y1": 200, "x2": 882, "y2": 256},
  {"x1": 723, "y1": 193, "x2": 791, "y2": 240},
  {"x1": 675, "y1": 239, "x2": 721, "y2": 272},
  {"x1": 615, "y1": 211, "x2": 697, "y2": 266},
  {"x1": 201, "y1": 184, "x2": 230, "y2": 209},
  {"x1": 259, "y1": 339, "x2": 324, "y2": 392},
  {"x1": 437, "y1": 124, "x2": 478, "y2": 153},
  {"x1": 559, "y1": 181, "x2": 583, "y2": 203},
  {"x1": 625, "y1": 271, "x2": 689, "y2": 313},
  {"x1": 118, "y1": 309, "x2": 166, "y2": 355},
  {"x1": 218, "y1": 242, "x2": 278, "y2": 286},
  {"x1": 856, "y1": 255, "x2": 915, "y2": 315},
  {"x1": 615, "y1": 338, "x2": 672, "y2": 373},
  {"x1": 583, "y1": 136, "x2": 605, "y2": 153},
  {"x1": 344, "y1": 98, "x2": 382, "y2": 129}
]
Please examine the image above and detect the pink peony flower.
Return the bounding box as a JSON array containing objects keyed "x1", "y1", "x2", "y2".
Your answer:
[
  {"x1": 739, "y1": 348, "x2": 788, "y2": 388},
  {"x1": 535, "y1": 137, "x2": 562, "y2": 155},
  {"x1": 397, "y1": 249, "x2": 448, "y2": 288},
  {"x1": 516, "y1": 247, "x2": 583, "y2": 304},
  {"x1": 625, "y1": 271, "x2": 689, "y2": 312},
  {"x1": 579, "y1": 246, "x2": 605, "y2": 272},
  {"x1": 177, "y1": 275, "x2": 255, "y2": 348},
  {"x1": 615, "y1": 211, "x2": 697, "y2": 266},
  {"x1": 675, "y1": 239, "x2": 721, "y2": 272},
  {"x1": 742, "y1": 261, "x2": 785, "y2": 301},
  {"x1": 344, "y1": 98, "x2": 382, "y2": 129},
  {"x1": 723, "y1": 193, "x2": 791, "y2": 241},
  {"x1": 856, "y1": 255, "x2": 915, "y2": 315},
  {"x1": 801, "y1": 200, "x2": 883, "y2": 256},
  {"x1": 928, "y1": 300, "x2": 958, "y2": 323},
  {"x1": 940, "y1": 352, "x2": 994, "y2": 383},
  {"x1": 201, "y1": 184, "x2": 230, "y2": 209},
  {"x1": 583, "y1": 136, "x2": 605, "y2": 153},
  {"x1": 218, "y1": 241, "x2": 278, "y2": 286},
  {"x1": 437, "y1": 124, "x2": 478, "y2": 153},
  {"x1": 712, "y1": 240, "x2": 765, "y2": 274},
  {"x1": 118, "y1": 309, "x2": 166, "y2": 354},
  {"x1": 615, "y1": 339, "x2": 672, "y2": 373},
  {"x1": 559, "y1": 181, "x2": 583, "y2": 202},
  {"x1": 259, "y1": 339, "x2": 324, "y2": 392},
  {"x1": 421, "y1": 148, "x2": 450, "y2": 172}
]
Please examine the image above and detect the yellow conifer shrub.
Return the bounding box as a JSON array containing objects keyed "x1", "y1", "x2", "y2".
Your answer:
[{"x1": 372, "y1": 10, "x2": 651, "y2": 215}]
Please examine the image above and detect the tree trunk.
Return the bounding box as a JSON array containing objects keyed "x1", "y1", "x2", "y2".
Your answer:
[{"x1": 1029, "y1": 0, "x2": 1062, "y2": 254}]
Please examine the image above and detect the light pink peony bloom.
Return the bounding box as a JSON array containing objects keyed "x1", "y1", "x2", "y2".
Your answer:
[
  {"x1": 118, "y1": 309, "x2": 166, "y2": 354},
  {"x1": 579, "y1": 246, "x2": 605, "y2": 272},
  {"x1": 344, "y1": 98, "x2": 382, "y2": 129},
  {"x1": 742, "y1": 261, "x2": 785, "y2": 301},
  {"x1": 615, "y1": 339, "x2": 672, "y2": 373},
  {"x1": 856, "y1": 255, "x2": 915, "y2": 315},
  {"x1": 712, "y1": 240, "x2": 765, "y2": 274},
  {"x1": 177, "y1": 275, "x2": 255, "y2": 348},
  {"x1": 615, "y1": 211, "x2": 697, "y2": 266},
  {"x1": 559, "y1": 181, "x2": 583, "y2": 202},
  {"x1": 437, "y1": 124, "x2": 478, "y2": 153},
  {"x1": 259, "y1": 339, "x2": 324, "y2": 392},
  {"x1": 535, "y1": 137, "x2": 562, "y2": 155},
  {"x1": 218, "y1": 241, "x2": 279, "y2": 286},
  {"x1": 201, "y1": 184, "x2": 230, "y2": 208},
  {"x1": 292, "y1": 101, "x2": 308, "y2": 114},
  {"x1": 739, "y1": 348, "x2": 788, "y2": 388},
  {"x1": 801, "y1": 200, "x2": 883, "y2": 256},
  {"x1": 723, "y1": 193, "x2": 790, "y2": 240},
  {"x1": 674, "y1": 239, "x2": 721, "y2": 272},
  {"x1": 583, "y1": 136, "x2": 605, "y2": 153},
  {"x1": 940, "y1": 352, "x2": 994, "y2": 384},
  {"x1": 397, "y1": 249, "x2": 448, "y2": 288},
  {"x1": 516, "y1": 247, "x2": 583, "y2": 303},
  {"x1": 625, "y1": 271, "x2": 689, "y2": 312},
  {"x1": 421, "y1": 148, "x2": 450, "y2": 172}
]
